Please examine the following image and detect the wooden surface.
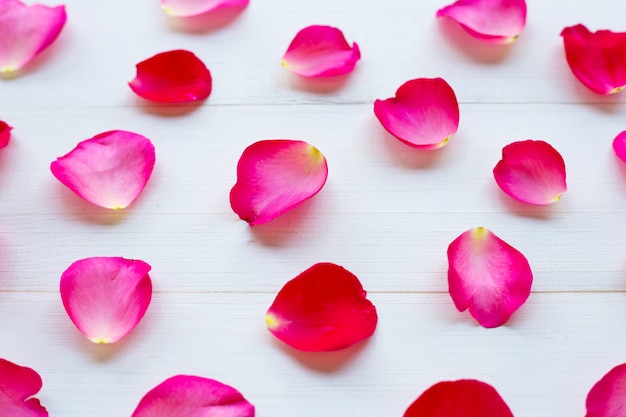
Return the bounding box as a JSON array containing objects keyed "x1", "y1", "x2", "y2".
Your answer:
[{"x1": 2, "y1": 0, "x2": 626, "y2": 416}]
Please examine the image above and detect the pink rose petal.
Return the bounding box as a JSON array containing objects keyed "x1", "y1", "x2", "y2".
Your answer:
[
  {"x1": 0, "y1": 358, "x2": 48, "y2": 417},
  {"x1": 612, "y1": 131, "x2": 626, "y2": 162},
  {"x1": 493, "y1": 139, "x2": 567, "y2": 205},
  {"x1": 266, "y1": 262, "x2": 378, "y2": 352},
  {"x1": 281, "y1": 25, "x2": 360, "y2": 78},
  {"x1": 161, "y1": 0, "x2": 249, "y2": 17},
  {"x1": 60, "y1": 257, "x2": 152, "y2": 344},
  {"x1": 0, "y1": 0, "x2": 66, "y2": 74},
  {"x1": 447, "y1": 227, "x2": 533, "y2": 328},
  {"x1": 586, "y1": 363, "x2": 626, "y2": 417},
  {"x1": 436, "y1": 0, "x2": 527, "y2": 44},
  {"x1": 404, "y1": 379, "x2": 514, "y2": 417},
  {"x1": 229, "y1": 139, "x2": 328, "y2": 226},
  {"x1": 50, "y1": 130, "x2": 156, "y2": 209},
  {"x1": 129, "y1": 50, "x2": 212, "y2": 103},
  {"x1": 131, "y1": 375, "x2": 254, "y2": 417},
  {"x1": 373, "y1": 78, "x2": 460, "y2": 149},
  {"x1": 561, "y1": 24, "x2": 626, "y2": 95},
  {"x1": 0, "y1": 120, "x2": 12, "y2": 148}
]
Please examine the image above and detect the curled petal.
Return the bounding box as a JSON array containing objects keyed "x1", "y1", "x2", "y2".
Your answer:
[
  {"x1": 404, "y1": 379, "x2": 514, "y2": 417},
  {"x1": 0, "y1": 120, "x2": 12, "y2": 148},
  {"x1": 50, "y1": 130, "x2": 156, "y2": 209},
  {"x1": 266, "y1": 262, "x2": 378, "y2": 352},
  {"x1": 129, "y1": 50, "x2": 212, "y2": 103},
  {"x1": 373, "y1": 78, "x2": 460, "y2": 149},
  {"x1": 229, "y1": 139, "x2": 328, "y2": 226},
  {"x1": 161, "y1": 0, "x2": 249, "y2": 17},
  {"x1": 586, "y1": 363, "x2": 626, "y2": 417},
  {"x1": 447, "y1": 227, "x2": 533, "y2": 328},
  {"x1": 131, "y1": 375, "x2": 254, "y2": 417},
  {"x1": 612, "y1": 131, "x2": 626, "y2": 162},
  {"x1": 493, "y1": 139, "x2": 567, "y2": 205},
  {"x1": 60, "y1": 257, "x2": 152, "y2": 344},
  {"x1": 0, "y1": 358, "x2": 48, "y2": 417},
  {"x1": 0, "y1": 0, "x2": 66, "y2": 74},
  {"x1": 281, "y1": 25, "x2": 360, "y2": 77},
  {"x1": 561, "y1": 25, "x2": 626, "y2": 95},
  {"x1": 436, "y1": 0, "x2": 527, "y2": 44}
]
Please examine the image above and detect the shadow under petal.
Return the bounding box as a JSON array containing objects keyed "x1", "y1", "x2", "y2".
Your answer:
[
  {"x1": 249, "y1": 197, "x2": 321, "y2": 247},
  {"x1": 133, "y1": 96, "x2": 206, "y2": 117},
  {"x1": 286, "y1": 72, "x2": 353, "y2": 94},
  {"x1": 496, "y1": 189, "x2": 558, "y2": 220},
  {"x1": 436, "y1": 18, "x2": 514, "y2": 64},
  {"x1": 165, "y1": 6, "x2": 247, "y2": 34},
  {"x1": 376, "y1": 123, "x2": 448, "y2": 169}
]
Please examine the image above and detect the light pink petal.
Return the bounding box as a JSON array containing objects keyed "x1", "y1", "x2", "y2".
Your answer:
[
  {"x1": 0, "y1": 120, "x2": 12, "y2": 148},
  {"x1": 0, "y1": 358, "x2": 48, "y2": 417},
  {"x1": 60, "y1": 257, "x2": 152, "y2": 344},
  {"x1": 447, "y1": 227, "x2": 533, "y2": 328},
  {"x1": 129, "y1": 50, "x2": 212, "y2": 103},
  {"x1": 50, "y1": 130, "x2": 156, "y2": 209},
  {"x1": 161, "y1": 0, "x2": 249, "y2": 17},
  {"x1": 612, "y1": 131, "x2": 626, "y2": 162},
  {"x1": 586, "y1": 363, "x2": 626, "y2": 417},
  {"x1": 437, "y1": 0, "x2": 526, "y2": 44},
  {"x1": 131, "y1": 375, "x2": 254, "y2": 417},
  {"x1": 0, "y1": 0, "x2": 66, "y2": 74},
  {"x1": 404, "y1": 379, "x2": 514, "y2": 417},
  {"x1": 229, "y1": 139, "x2": 328, "y2": 226},
  {"x1": 281, "y1": 25, "x2": 360, "y2": 77},
  {"x1": 373, "y1": 78, "x2": 460, "y2": 149},
  {"x1": 493, "y1": 139, "x2": 567, "y2": 205},
  {"x1": 561, "y1": 25, "x2": 626, "y2": 95},
  {"x1": 266, "y1": 263, "x2": 378, "y2": 352}
]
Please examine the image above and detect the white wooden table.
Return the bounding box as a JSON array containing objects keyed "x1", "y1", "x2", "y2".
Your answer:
[{"x1": 2, "y1": 0, "x2": 626, "y2": 415}]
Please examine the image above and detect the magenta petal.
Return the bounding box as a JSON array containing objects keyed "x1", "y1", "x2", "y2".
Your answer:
[
  {"x1": 129, "y1": 50, "x2": 212, "y2": 103},
  {"x1": 281, "y1": 25, "x2": 361, "y2": 77},
  {"x1": 493, "y1": 139, "x2": 567, "y2": 205},
  {"x1": 161, "y1": 0, "x2": 249, "y2": 17},
  {"x1": 612, "y1": 131, "x2": 626, "y2": 162},
  {"x1": 131, "y1": 375, "x2": 254, "y2": 417},
  {"x1": 561, "y1": 25, "x2": 626, "y2": 95},
  {"x1": 0, "y1": 0, "x2": 66, "y2": 74},
  {"x1": 229, "y1": 139, "x2": 328, "y2": 226},
  {"x1": 60, "y1": 257, "x2": 152, "y2": 344},
  {"x1": 447, "y1": 227, "x2": 533, "y2": 328},
  {"x1": 0, "y1": 358, "x2": 48, "y2": 417},
  {"x1": 374, "y1": 78, "x2": 460, "y2": 149},
  {"x1": 0, "y1": 120, "x2": 12, "y2": 148},
  {"x1": 50, "y1": 130, "x2": 156, "y2": 209},
  {"x1": 437, "y1": 0, "x2": 527, "y2": 44},
  {"x1": 586, "y1": 363, "x2": 626, "y2": 417}
]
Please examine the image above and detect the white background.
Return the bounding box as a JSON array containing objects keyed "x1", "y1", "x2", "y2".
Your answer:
[{"x1": 2, "y1": 0, "x2": 626, "y2": 415}]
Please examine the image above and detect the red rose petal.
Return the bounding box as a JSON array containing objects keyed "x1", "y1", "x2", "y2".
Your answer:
[
  {"x1": 447, "y1": 227, "x2": 533, "y2": 328},
  {"x1": 129, "y1": 50, "x2": 212, "y2": 103},
  {"x1": 0, "y1": 120, "x2": 12, "y2": 148},
  {"x1": 60, "y1": 257, "x2": 152, "y2": 344},
  {"x1": 493, "y1": 139, "x2": 567, "y2": 205},
  {"x1": 404, "y1": 379, "x2": 514, "y2": 417},
  {"x1": 281, "y1": 25, "x2": 360, "y2": 78},
  {"x1": 131, "y1": 375, "x2": 254, "y2": 417},
  {"x1": 266, "y1": 262, "x2": 378, "y2": 352},
  {"x1": 586, "y1": 363, "x2": 626, "y2": 417},
  {"x1": 0, "y1": 358, "x2": 48, "y2": 417},
  {"x1": 374, "y1": 78, "x2": 460, "y2": 149},
  {"x1": 561, "y1": 24, "x2": 626, "y2": 95},
  {"x1": 161, "y1": 0, "x2": 249, "y2": 17}
]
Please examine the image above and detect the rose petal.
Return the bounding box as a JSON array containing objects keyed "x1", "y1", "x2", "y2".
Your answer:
[
  {"x1": 161, "y1": 0, "x2": 249, "y2": 17},
  {"x1": 493, "y1": 139, "x2": 567, "y2": 205},
  {"x1": 586, "y1": 363, "x2": 626, "y2": 417},
  {"x1": 131, "y1": 375, "x2": 254, "y2": 417},
  {"x1": 265, "y1": 262, "x2": 378, "y2": 352},
  {"x1": 129, "y1": 50, "x2": 212, "y2": 103},
  {"x1": 0, "y1": 120, "x2": 12, "y2": 148},
  {"x1": 60, "y1": 257, "x2": 152, "y2": 344},
  {"x1": 447, "y1": 227, "x2": 533, "y2": 328},
  {"x1": 0, "y1": 358, "x2": 48, "y2": 417},
  {"x1": 373, "y1": 78, "x2": 460, "y2": 149},
  {"x1": 612, "y1": 131, "x2": 626, "y2": 162},
  {"x1": 229, "y1": 139, "x2": 328, "y2": 226},
  {"x1": 561, "y1": 24, "x2": 626, "y2": 95},
  {"x1": 404, "y1": 379, "x2": 514, "y2": 417},
  {"x1": 0, "y1": 0, "x2": 66, "y2": 74},
  {"x1": 50, "y1": 130, "x2": 156, "y2": 209},
  {"x1": 436, "y1": 0, "x2": 526, "y2": 44},
  {"x1": 281, "y1": 25, "x2": 360, "y2": 77}
]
